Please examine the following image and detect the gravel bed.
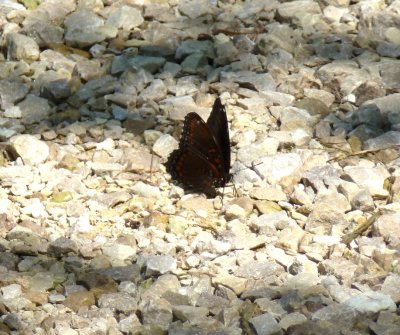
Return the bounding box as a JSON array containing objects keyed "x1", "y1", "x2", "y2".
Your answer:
[{"x1": 0, "y1": 0, "x2": 400, "y2": 334}]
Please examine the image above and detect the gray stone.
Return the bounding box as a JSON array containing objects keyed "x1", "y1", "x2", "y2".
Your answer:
[
  {"x1": 121, "y1": 148, "x2": 159, "y2": 172},
  {"x1": 302, "y1": 165, "x2": 341, "y2": 192},
  {"x1": 173, "y1": 305, "x2": 209, "y2": 322},
  {"x1": 276, "y1": 225, "x2": 306, "y2": 253},
  {"x1": 0, "y1": 251, "x2": 19, "y2": 270},
  {"x1": 277, "y1": 0, "x2": 321, "y2": 19},
  {"x1": 343, "y1": 165, "x2": 389, "y2": 197},
  {"x1": 350, "y1": 189, "x2": 375, "y2": 211},
  {"x1": 252, "y1": 211, "x2": 296, "y2": 231},
  {"x1": 1, "y1": 283, "x2": 22, "y2": 299},
  {"x1": 374, "y1": 213, "x2": 400, "y2": 241},
  {"x1": 110, "y1": 50, "x2": 138, "y2": 75},
  {"x1": 372, "y1": 60, "x2": 400, "y2": 90},
  {"x1": 129, "y1": 56, "x2": 166, "y2": 74},
  {"x1": 118, "y1": 313, "x2": 141, "y2": 334},
  {"x1": 140, "y1": 297, "x2": 173, "y2": 331},
  {"x1": 111, "y1": 105, "x2": 128, "y2": 121},
  {"x1": 344, "y1": 291, "x2": 396, "y2": 314},
  {"x1": 312, "y1": 303, "x2": 358, "y2": 327},
  {"x1": 102, "y1": 242, "x2": 136, "y2": 266},
  {"x1": 106, "y1": 5, "x2": 144, "y2": 30},
  {"x1": 47, "y1": 237, "x2": 78, "y2": 257},
  {"x1": 48, "y1": 293, "x2": 66, "y2": 303},
  {"x1": 278, "y1": 106, "x2": 315, "y2": 133},
  {"x1": 160, "y1": 95, "x2": 198, "y2": 121},
  {"x1": 221, "y1": 70, "x2": 276, "y2": 92},
  {"x1": 236, "y1": 138, "x2": 279, "y2": 166},
  {"x1": 366, "y1": 94, "x2": 400, "y2": 125},
  {"x1": 41, "y1": 77, "x2": 71, "y2": 102},
  {"x1": 254, "y1": 153, "x2": 303, "y2": 187},
  {"x1": 176, "y1": 40, "x2": 215, "y2": 59},
  {"x1": 22, "y1": 20, "x2": 64, "y2": 47},
  {"x1": 314, "y1": 41, "x2": 354, "y2": 60},
  {"x1": 145, "y1": 254, "x2": 177, "y2": 276},
  {"x1": 288, "y1": 256, "x2": 319, "y2": 277},
  {"x1": 280, "y1": 312, "x2": 307, "y2": 330},
  {"x1": 364, "y1": 130, "x2": 400, "y2": 150},
  {"x1": 0, "y1": 80, "x2": 29, "y2": 109},
  {"x1": 162, "y1": 62, "x2": 181, "y2": 77},
  {"x1": 64, "y1": 10, "x2": 117, "y2": 47},
  {"x1": 6, "y1": 33, "x2": 40, "y2": 62},
  {"x1": 96, "y1": 265, "x2": 140, "y2": 284},
  {"x1": 380, "y1": 274, "x2": 400, "y2": 304},
  {"x1": 181, "y1": 52, "x2": 209, "y2": 74},
  {"x1": 168, "y1": 75, "x2": 200, "y2": 96},
  {"x1": 354, "y1": 103, "x2": 384, "y2": 128},
  {"x1": 131, "y1": 181, "x2": 161, "y2": 198},
  {"x1": 195, "y1": 292, "x2": 230, "y2": 315},
  {"x1": 178, "y1": 0, "x2": 213, "y2": 19},
  {"x1": 98, "y1": 292, "x2": 138, "y2": 313},
  {"x1": 17, "y1": 94, "x2": 51, "y2": 124},
  {"x1": 234, "y1": 260, "x2": 285, "y2": 280},
  {"x1": 255, "y1": 299, "x2": 286, "y2": 319},
  {"x1": 249, "y1": 313, "x2": 281, "y2": 335},
  {"x1": 140, "y1": 79, "x2": 167, "y2": 101},
  {"x1": 3, "y1": 312, "x2": 24, "y2": 331},
  {"x1": 153, "y1": 134, "x2": 178, "y2": 158},
  {"x1": 319, "y1": 258, "x2": 359, "y2": 286},
  {"x1": 350, "y1": 124, "x2": 383, "y2": 143},
  {"x1": 237, "y1": 96, "x2": 267, "y2": 113},
  {"x1": 321, "y1": 276, "x2": 352, "y2": 303},
  {"x1": 285, "y1": 320, "x2": 342, "y2": 335},
  {"x1": 28, "y1": 272, "x2": 57, "y2": 292},
  {"x1": 231, "y1": 52, "x2": 262, "y2": 71}
]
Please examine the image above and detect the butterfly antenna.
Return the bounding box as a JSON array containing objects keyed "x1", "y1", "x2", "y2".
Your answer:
[{"x1": 232, "y1": 182, "x2": 238, "y2": 198}]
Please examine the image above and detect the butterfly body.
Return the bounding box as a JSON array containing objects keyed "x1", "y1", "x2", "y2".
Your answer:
[{"x1": 166, "y1": 98, "x2": 231, "y2": 196}]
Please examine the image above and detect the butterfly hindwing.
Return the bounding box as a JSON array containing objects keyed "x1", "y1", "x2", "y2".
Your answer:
[{"x1": 167, "y1": 145, "x2": 221, "y2": 194}]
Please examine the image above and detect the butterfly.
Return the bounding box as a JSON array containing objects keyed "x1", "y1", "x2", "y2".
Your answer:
[{"x1": 166, "y1": 97, "x2": 231, "y2": 197}]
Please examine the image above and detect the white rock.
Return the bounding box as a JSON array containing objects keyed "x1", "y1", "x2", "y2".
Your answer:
[{"x1": 10, "y1": 134, "x2": 49, "y2": 166}]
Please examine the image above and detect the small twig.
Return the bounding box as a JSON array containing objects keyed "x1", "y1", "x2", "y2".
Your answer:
[
  {"x1": 212, "y1": 28, "x2": 264, "y2": 36},
  {"x1": 328, "y1": 143, "x2": 400, "y2": 162},
  {"x1": 341, "y1": 210, "x2": 381, "y2": 245}
]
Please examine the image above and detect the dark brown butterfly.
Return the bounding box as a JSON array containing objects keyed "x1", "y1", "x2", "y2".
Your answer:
[{"x1": 166, "y1": 97, "x2": 231, "y2": 196}]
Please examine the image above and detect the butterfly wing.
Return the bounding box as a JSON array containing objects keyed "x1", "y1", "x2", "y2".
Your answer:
[
  {"x1": 206, "y1": 98, "x2": 231, "y2": 182},
  {"x1": 166, "y1": 144, "x2": 219, "y2": 195},
  {"x1": 166, "y1": 97, "x2": 231, "y2": 194},
  {"x1": 167, "y1": 112, "x2": 227, "y2": 190},
  {"x1": 180, "y1": 112, "x2": 218, "y2": 154}
]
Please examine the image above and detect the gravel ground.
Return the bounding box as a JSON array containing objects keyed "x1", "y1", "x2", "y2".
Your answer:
[{"x1": 0, "y1": 0, "x2": 400, "y2": 334}]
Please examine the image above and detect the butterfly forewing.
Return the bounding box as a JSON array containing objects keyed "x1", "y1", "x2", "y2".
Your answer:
[
  {"x1": 180, "y1": 113, "x2": 218, "y2": 155},
  {"x1": 206, "y1": 98, "x2": 230, "y2": 180}
]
